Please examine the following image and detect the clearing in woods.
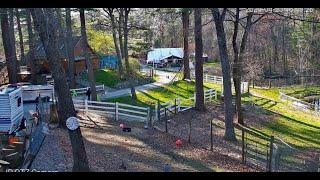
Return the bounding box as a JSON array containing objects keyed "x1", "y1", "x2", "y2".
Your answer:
[{"x1": 34, "y1": 112, "x2": 255, "y2": 172}]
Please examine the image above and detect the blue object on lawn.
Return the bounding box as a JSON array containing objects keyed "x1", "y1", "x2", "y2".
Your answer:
[{"x1": 100, "y1": 55, "x2": 118, "y2": 69}]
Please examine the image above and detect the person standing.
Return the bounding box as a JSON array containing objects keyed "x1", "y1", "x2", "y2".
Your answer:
[{"x1": 86, "y1": 87, "x2": 91, "y2": 100}]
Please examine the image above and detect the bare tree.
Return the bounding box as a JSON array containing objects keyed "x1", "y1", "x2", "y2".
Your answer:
[
  {"x1": 123, "y1": 8, "x2": 131, "y2": 74},
  {"x1": 194, "y1": 8, "x2": 205, "y2": 111},
  {"x1": 31, "y1": 8, "x2": 89, "y2": 172},
  {"x1": 231, "y1": 9, "x2": 254, "y2": 125},
  {"x1": 25, "y1": 8, "x2": 36, "y2": 84},
  {"x1": 212, "y1": 8, "x2": 236, "y2": 141},
  {"x1": 65, "y1": 8, "x2": 76, "y2": 88},
  {"x1": 118, "y1": 8, "x2": 125, "y2": 60},
  {"x1": 182, "y1": 8, "x2": 191, "y2": 80},
  {"x1": 79, "y1": 8, "x2": 97, "y2": 101},
  {"x1": 1, "y1": 8, "x2": 18, "y2": 83},
  {"x1": 15, "y1": 8, "x2": 25, "y2": 63},
  {"x1": 103, "y1": 8, "x2": 124, "y2": 79}
]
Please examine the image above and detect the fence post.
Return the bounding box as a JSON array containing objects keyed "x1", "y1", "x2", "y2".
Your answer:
[
  {"x1": 242, "y1": 127, "x2": 245, "y2": 164},
  {"x1": 147, "y1": 107, "x2": 151, "y2": 128},
  {"x1": 205, "y1": 74, "x2": 208, "y2": 82},
  {"x1": 215, "y1": 90, "x2": 218, "y2": 100},
  {"x1": 165, "y1": 107, "x2": 168, "y2": 133},
  {"x1": 193, "y1": 93, "x2": 196, "y2": 107},
  {"x1": 174, "y1": 98, "x2": 177, "y2": 114},
  {"x1": 115, "y1": 102, "x2": 119, "y2": 121},
  {"x1": 177, "y1": 98, "x2": 181, "y2": 112},
  {"x1": 268, "y1": 136, "x2": 274, "y2": 172},
  {"x1": 210, "y1": 119, "x2": 213, "y2": 151},
  {"x1": 157, "y1": 99, "x2": 161, "y2": 122},
  {"x1": 155, "y1": 103, "x2": 158, "y2": 123},
  {"x1": 85, "y1": 99, "x2": 88, "y2": 113}
]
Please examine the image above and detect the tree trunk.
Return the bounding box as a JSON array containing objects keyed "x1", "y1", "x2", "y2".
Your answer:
[
  {"x1": 194, "y1": 8, "x2": 205, "y2": 111},
  {"x1": 1, "y1": 8, "x2": 18, "y2": 84},
  {"x1": 118, "y1": 8, "x2": 125, "y2": 60},
  {"x1": 282, "y1": 21, "x2": 287, "y2": 76},
  {"x1": 56, "y1": 8, "x2": 63, "y2": 39},
  {"x1": 212, "y1": 8, "x2": 236, "y2": 141},
  {"x1": 65, "y1": 8, "x2": 76, "y2": 89},
  {"x1": 182, "y1": 9, "x2": 190, "y2": 80},
  {"x1": 15, "y1": 8, "x2": 25, "y2": 64},
  {"x1": 105, "y1": 8, "x2": 124, "y2": 80},
  {"x1": 123, "y1": 8, "x2": 131, "y2": 75},
  {"x1": 26, "y1": 8, "x2": 37, "y2": 84},
  {"x1": 231, "y1": 8, "x2": 242, "y2": 124},
  {"x1": 123, "y1": 8, "x2": 136, "y2": 100},
  {"x1": 233, "y1": 11, "x2": 253, "y2": 125},
  {"x1": 79, "y1": 8, "x2": 97, "y2": 101},
  {"x1": 31, "y1": 8, "x2": 89, "y2": 172},
  {"x1": 237, "y1": 13, "x2": 253, "y2": 124}
]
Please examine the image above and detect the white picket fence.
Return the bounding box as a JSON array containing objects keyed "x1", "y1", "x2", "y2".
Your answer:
[
  {"x1": 191, "y1": 73, "x2": 249, "y2": 94},
  {"x1": 70, "y1": 85, "x2": 105, "y2": 95},
  {"x1": 203, "y1": 74, "x2": 224, "y2": 84},
  {"x1": 154, "y1": 89, "x2": 217, "y2": 121},
  {"x1": 73, "y1": 99, "x2": 151, "y2": 125},
  {"x1": 279, "y1": 92, "x2": 320, "y2": 113}
]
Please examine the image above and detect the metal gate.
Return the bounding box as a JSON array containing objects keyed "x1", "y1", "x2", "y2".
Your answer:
[{"x1": 238, "y1": 124, "x2": 273, "y2": 171}]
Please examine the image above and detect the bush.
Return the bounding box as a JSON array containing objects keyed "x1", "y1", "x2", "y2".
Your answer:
[{"x1": 122, "y1": 57, "x2": 141, "y2": 73}]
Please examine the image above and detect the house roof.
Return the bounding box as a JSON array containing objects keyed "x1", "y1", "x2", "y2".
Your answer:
[
  {"x1": 25, "y1": 36, "x2": 90, "y2": 61},
  {"x1": 147, "y1": 48, "x2": 183, "y2": 63},
  {"x1": 146, "y1": 48, "x2": 209, "y2": 63}
]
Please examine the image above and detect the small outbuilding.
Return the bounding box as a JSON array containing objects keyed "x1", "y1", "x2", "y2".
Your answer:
[{"x1": 25, "y1": 36, "x2": 100, "y2": 76}]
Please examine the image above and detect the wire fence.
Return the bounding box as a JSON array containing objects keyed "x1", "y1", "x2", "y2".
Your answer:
[{"x1": 237, "y1": 124, "x2": 320, "y2": 172}]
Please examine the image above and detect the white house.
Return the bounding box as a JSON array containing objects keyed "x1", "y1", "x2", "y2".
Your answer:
[
  {"x1": 147, "y1": 48, "x2": 209, "y2": 65},
  {"x1": 147, "y1": 48, "x2": 183, "y2": 64}
]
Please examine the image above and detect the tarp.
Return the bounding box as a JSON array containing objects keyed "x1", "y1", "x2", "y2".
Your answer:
[
  {"x1": 147, "y1": 48, "x2": 183, "y2": 64},
  {"x1": 100, "y1": 55, "x2": 118, "y2": 69}
]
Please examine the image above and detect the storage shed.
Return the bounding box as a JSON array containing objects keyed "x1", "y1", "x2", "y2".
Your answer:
[{"x1": 0, "y1": 86, "x2": 24, "y2": 134}]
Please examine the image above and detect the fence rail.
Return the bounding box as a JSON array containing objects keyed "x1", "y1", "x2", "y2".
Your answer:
[
  {"x1": 279, "y1": 92, "x2": 320, "y2": 113},
  {"x1": 154, "y1": 89, "x2": 217, "y2": 122},
  {"x1": 191, "y1": 73, "x2": 249, "y2": 94},
  {"x1": 236, "y1": 124, "x2": 273, "y2": 172},
  {"x1": 236, "y1": 123, "x2": 320, "y2": 172},
  {"x1": 73, "y1": 99, "x2": 150, "y2": 125},
  {"x1": 70, "y1": 85, "x2": 105, "y2": 95}
]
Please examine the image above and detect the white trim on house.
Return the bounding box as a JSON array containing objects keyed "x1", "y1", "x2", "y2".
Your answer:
[{"x1": 147, "y1": 48, "x2": 183, "y2": 64}]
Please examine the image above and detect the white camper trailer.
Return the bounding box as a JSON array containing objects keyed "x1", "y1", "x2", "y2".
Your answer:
[{"x1": 0, "y1": 86, "x2": 24, "y2": 134}]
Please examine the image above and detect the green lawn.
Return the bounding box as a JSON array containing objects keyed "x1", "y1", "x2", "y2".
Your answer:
[
  {"x1": 245, "y1": 88, "x2": 320, "y2": 149},
  {"x1": 203, "y1": 61, "x2": 220, "y2": 68},
  {"x1": 82, "y1": 69, "x2": 121, "y2": 88},
  {"x1": 107, "y1": 80, "x2": 220, "y2": 108},
  {"x1": 108, "y1": 79, "x2": 320, "y2": 149},
  {"x1": 82, "y1": 69, "x2": 158, "y2": 88}
]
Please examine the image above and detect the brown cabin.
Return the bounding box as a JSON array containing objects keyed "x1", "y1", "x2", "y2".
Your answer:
[{"x1": 25, "y1": 36, "x2": 100, "y2": 76}]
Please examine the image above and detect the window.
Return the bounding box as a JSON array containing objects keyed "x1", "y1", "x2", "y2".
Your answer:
[{"x1": 17, "y1": 97, "x2": 21, "y2": 107}]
